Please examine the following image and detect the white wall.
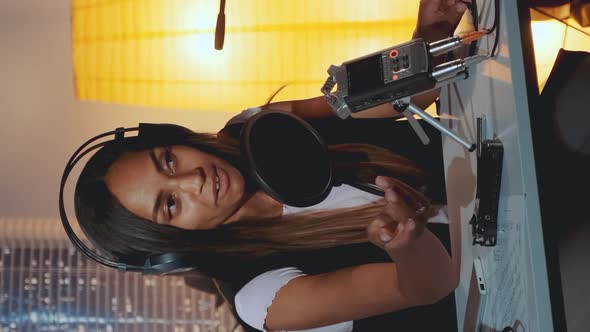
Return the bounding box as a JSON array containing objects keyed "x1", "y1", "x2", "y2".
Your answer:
[{"x1": 0, "y1": 0, "x2": 235, "y2": 218}]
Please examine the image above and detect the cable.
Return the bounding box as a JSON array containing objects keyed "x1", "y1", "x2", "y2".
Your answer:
[
  {"x1": 465, "y1": 0, "x2": 500, "y2": 57},
  {"x1": 464, "y1": 0, "x2": 479, "y2": 56},
  {"x1": 488, "y1": 0, "x2": 501, "y2": 57}
]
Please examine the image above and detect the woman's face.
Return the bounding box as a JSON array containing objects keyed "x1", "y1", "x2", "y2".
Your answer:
[{"x1": 104, "y1": 145, "x2": 246, "y2": 230}]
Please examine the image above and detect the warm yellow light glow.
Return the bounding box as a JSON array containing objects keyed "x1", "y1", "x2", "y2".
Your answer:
[
  {"x1": 72, "y1": 0, "x2": 420, "y2": 113},
  {"x1": 530, "y1": 9, "x2": 590, "y2": 89},
  {"x1": 530, "y1": 20, "x2": 566, "y2": 89},
  {"x1": 181, "y1": 34, "x2": 227, "y2": 68}
]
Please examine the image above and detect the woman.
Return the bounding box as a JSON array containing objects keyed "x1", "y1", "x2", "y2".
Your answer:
[
  {"x1": 72, "y1": 1, "x2": 468, "y2": 331},
  {"x1": 75, "y1": 122, "x2": 455, "y2": 331}
]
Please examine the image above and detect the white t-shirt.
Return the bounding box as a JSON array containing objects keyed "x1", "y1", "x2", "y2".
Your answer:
[
  {"x1": 234, "y1": 185, "x2": 448, "y2": 332},
  {"x1": 235, "y1": 184, "x2": 375, "y2": 332},
  {"x1": 228, "y1": 107, "x2": 448, "y2": 332}
]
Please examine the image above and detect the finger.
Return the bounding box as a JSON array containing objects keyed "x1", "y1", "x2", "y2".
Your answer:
[
  {"x1": 367, "y1": 216, "x2": 399, "y2": 247},
  {"x1": 375, "y1": 175, "x2": 394, "y2": 190},
  {"x1": 447, "y1": 0, "x2": 468, "y2": 8},
  {"x1": 378, "y1": 228, "x2": 395, "y2": 245},
  {"x1": 380, "y1": 200, "x2": 411, "y2": 222},
  {"x1": 435, "y1": 0, "x2": 467, "y2": 23},
  {"x1": 377, "y1": 224, "x2": 401, "y2": 248},
  {"x1": 389, "y1": 180, "x2": 422, "y2": 208},
  {"x1": 406, "y1": 218, "x2": 417, "y2": 232},
  {"x1": 385, "y1": 217, "x2": 421, "y2": 250},
  {"x1": 367, "y1": 215, "x2": 386, "y2": 231},
  {"x1": 367, "y1": 213, "x2": 398, "y2": 233},
  {"x1": 391, "y1": 180, "x2": 430, "y2": 208},
  {"x1": 383, "y1": 189, "x2": 399, "y2": 204},
  {"x1": 384, "y1": 221, "x2": 409, "y2": 250},
  {"x1": 378, "y1": 177, "x2": 427, "y2": 209},
  {"x1": 454, "y1": 2, "x2": 468, "y2": 13},
  {"x1": 376, "y1": 176, "x2": 410, "y2": 196},
  {"x1": 420, "y1": 0, "x2": 446, "y2": 16},
  {"x1": 421, "y1": 0, "x2": 444, "y2": 8}
]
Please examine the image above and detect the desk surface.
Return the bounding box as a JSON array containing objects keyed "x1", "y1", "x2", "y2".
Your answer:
[{"x1": 440, "y1": 1, "x2": 554, "y2": 331}]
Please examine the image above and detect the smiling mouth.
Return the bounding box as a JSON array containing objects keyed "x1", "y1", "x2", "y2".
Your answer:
[
  {"x1": 212, "y1": 165, "x2": 230, "y2": 205},
  {"x1": 213, "y1": 166, "x2": 220, "y2": 204}
]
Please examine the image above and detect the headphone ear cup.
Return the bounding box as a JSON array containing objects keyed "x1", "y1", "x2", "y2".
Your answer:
[{"x1": 143, "y1": 253, "x2": 200, "y2": 275}]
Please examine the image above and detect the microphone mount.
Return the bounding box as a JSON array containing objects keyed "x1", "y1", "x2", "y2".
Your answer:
[{"x1": 321, "y1": 31, "x2": 488, "y2": 152}]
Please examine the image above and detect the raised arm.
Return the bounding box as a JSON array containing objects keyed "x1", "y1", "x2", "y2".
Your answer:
[
  {"x1": 263, "y1": 95, "x2": 404, "y2": 120},
  {"x1": 264, "y1": 176, "x2": 457, "y2": 331},
  {"x1": 264, "y1": 1, "x2": 469, "y2": 122}
]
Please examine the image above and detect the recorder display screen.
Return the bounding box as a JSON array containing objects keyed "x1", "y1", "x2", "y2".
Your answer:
[{"x1": 346, "y1": 55, "x2": 383, "y2": 95}]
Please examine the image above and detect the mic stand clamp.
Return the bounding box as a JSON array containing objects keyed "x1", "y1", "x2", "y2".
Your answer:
[{"x1": 391, "y1": 98, "x2": 476, "y2": 152}]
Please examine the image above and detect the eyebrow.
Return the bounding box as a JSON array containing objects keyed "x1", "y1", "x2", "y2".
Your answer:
[{"x1": 149, "y1": 149, "x2": 164, "y2": 224}]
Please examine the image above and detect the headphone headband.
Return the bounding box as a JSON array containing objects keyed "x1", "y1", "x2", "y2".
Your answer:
[
  {"x1": 59, "y1": 125, "x2": 198, "y2": 275},
  {"x1": 59, "y1": 126, "x2": 142, "y2": 272}
]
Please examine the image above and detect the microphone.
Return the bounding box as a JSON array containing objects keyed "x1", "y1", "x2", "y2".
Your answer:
[{"x1": 214, "y1": 0, "x2": 226, "y2": 50}]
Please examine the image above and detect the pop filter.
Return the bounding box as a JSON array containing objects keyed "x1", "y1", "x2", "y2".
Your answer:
[{"x1": 240, "y1": 111, "x2": 335, "y2": 207}]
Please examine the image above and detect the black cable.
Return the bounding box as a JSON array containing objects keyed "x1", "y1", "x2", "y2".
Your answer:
[
  {"x1": 464, "y1": 0, "x2": 479, "y2": 56},
  {"x1": 348, "y1": 182, "x2": 385, "y2": 197},
  {"x1": 465, "y1": 0, "x2": 500, "y2": 57},
  {"x1": 488, "y1": 0, "x2": 501, "y2": 57},
  {"x1": 487, "y1": 0, "x2": 499, "y2": 34}
]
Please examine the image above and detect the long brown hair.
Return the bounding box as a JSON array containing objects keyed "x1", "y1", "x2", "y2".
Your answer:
[{"x1": 74, "y1": 122, "x2": 428, "y2": 278}]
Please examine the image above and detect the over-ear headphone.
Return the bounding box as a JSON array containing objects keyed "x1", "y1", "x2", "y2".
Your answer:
[{"x1": 59, "y1": 124, "x2": 202, "y2": 275}]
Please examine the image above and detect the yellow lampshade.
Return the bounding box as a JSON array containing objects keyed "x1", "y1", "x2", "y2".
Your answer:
[{"x1": 72, "y1": 0, "x2": 419, "y2": 113}]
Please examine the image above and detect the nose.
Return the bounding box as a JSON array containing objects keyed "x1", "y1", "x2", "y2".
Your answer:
[{"x1": 173, "y1": 168, "x2": 205, "y2": 193}]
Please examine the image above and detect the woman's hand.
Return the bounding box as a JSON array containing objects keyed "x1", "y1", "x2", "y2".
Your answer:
[
  {"x1": 367, "y1": 176, "x2": 431, "y2": 254},
  {"x1": 414, "y1": 0, "x2": 470, "y2": 41}
]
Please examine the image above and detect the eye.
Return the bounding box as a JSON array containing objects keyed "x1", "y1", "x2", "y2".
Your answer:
[
  {"x1": 166, "y1": 194, "x2": 177, "y2": 219},
  {"x1": 164, "y1": 147, "x2": 176, "y2": 175}
]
